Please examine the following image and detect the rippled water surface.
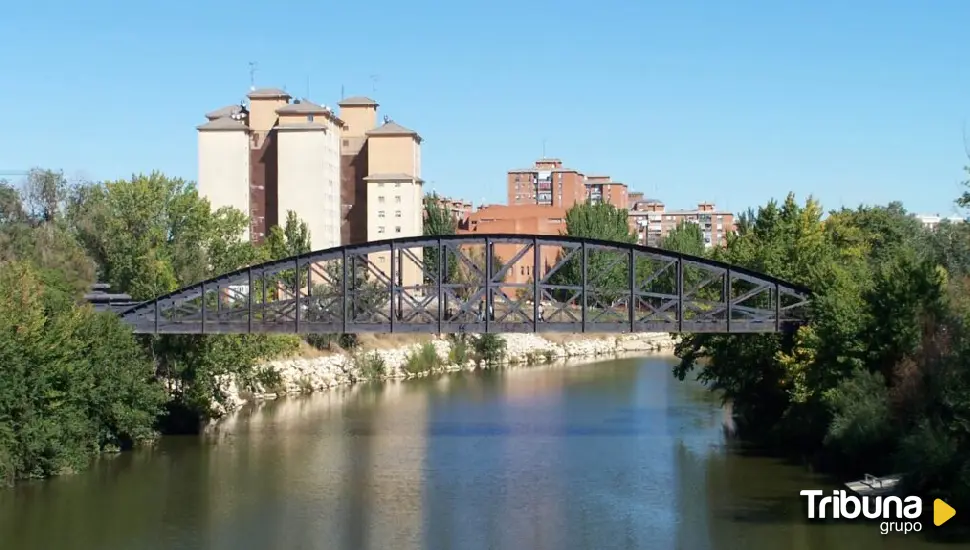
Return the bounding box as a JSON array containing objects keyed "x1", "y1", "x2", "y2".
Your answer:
[{"x1": 1, "y1": 356, "x2": 965, "y2": 549}]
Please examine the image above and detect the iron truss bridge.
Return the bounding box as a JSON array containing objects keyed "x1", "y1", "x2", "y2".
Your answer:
[{"x1": 96, "y1": 235, "x2": 812, "y2": 335}]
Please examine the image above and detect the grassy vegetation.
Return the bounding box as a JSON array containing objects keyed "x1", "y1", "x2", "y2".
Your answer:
[{"x1": 403, "y1": 342, "x2": 442, "y2": 374}]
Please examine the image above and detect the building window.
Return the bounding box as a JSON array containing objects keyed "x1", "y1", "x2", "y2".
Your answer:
[
  {"x1": 377, "y1": 182, "x2": 384, "y2": 187},
  {"x1": 378, "y1": 226, "x2": 385, "y2": 234},
  {"x1": 378, "y1": 210, "x2": 385, "y2": 218},
  {"x1": 395, "y1": 182, "x2": 401, "y2": 187},
  {"x1": 395, "y1": 226, "x2": 401, "y2": 233},
  {"x1": 378, "y1": 196, "x2": 385, "y2": 203},
  {"x1": 395, "y1": 196, "x2": 401, "y2": 203},
  {"x1": 307, "y1": 114, "x2": 314, "y2": 122},
  {"x1": 395, "y1": 210, "x2": 401, "y2": 217},
  {"x1": 342, "y1": 139, "x2": 349, "y2": 147}
]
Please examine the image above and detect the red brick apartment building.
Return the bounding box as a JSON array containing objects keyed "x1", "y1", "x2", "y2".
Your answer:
[
  {"x1": 508, "y1": 159, "x2": 591, "y2": 209},
  {"x1": 457, "y1": 156, "x2": 734, "y2": 288},
  {"x1": 628, "y1": 200, "x2": 734, "y2": 248},
  {"x1": 430, "y1": 195, "x2": 473, "y2": 230},
  {"x1": 460, "y1": 204, "x2": 567, "y2": 286}
]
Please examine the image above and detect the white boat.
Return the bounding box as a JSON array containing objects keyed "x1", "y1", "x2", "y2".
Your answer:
[{"x1": 845, "y1": 473, "x2": 903, "y2": 496}]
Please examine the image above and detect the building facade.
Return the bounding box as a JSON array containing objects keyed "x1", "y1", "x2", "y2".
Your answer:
[
  {"x1": 337, "y1": 96, "x2": 379, "y2": 245},
  {"x1": 461, "y1": 204, "x2": 568, "y2": 288},
  {"x1": 363, "y1": 120, "x2": 425, "y2": 288},
  {"x1": 197, "y1": 88, "x2": 344, "y2": 250},
  {"x1": 507, "y1": 159, "x2": 588, "y2": 209},
  {"x1": 275, "y1": 100, "x2": 343, "y2": 251},
  {"x1": 585, "y1": 175, "x2": 628, "y2": 208},
  {"x1": 197, "y1": 116, "x2": 252, "y2": 241},
  {"x1": 628, "y1": 200, "x2": 734, "y2": 248}
]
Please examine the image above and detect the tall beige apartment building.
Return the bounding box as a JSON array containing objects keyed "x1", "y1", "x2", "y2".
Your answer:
[
  {"x1": 337, "y1": 97, "x2": 424, "y2": 289},
  {"x1": 197, "y1": 87, "x2": 343, "y2": 251}
]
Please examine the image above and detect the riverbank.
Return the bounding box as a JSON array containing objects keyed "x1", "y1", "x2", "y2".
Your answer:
[{"x1": 213, "y1": 332, "x2": 677, "y2": 415}]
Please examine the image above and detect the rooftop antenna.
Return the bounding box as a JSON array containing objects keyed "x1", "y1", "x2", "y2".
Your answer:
[
  {"x1": 248, "y1": 61, "x2": 258, "y2": 91},
  {"x1": 341, "y1": 84, "x2": 345, "y2": 99},
  {"x1": 542, "y1": 139, "x2": 547, "y2": 159},
  {"x1": 383, "y1": 114, "x2": 391, "y2": 124}
]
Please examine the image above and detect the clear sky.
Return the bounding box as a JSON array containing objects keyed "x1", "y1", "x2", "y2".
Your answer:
[{"x1": 2, "y1": 0, "x2": 969, "y2": 216}]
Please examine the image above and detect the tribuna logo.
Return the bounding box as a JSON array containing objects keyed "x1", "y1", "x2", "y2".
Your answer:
[{"x1": 800, "y1": 490, "x2": 923, "y2": 534}]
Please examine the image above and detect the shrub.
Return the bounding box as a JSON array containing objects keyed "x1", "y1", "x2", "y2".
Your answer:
[
  {"x1": 473, "y1": 334, "x2": 507, "y2": 365},
  {"x1": 252, "y1": 366, "x2": 286, "y2": 395},
  {"x1": 354, "y1": 351, "x2": 386, "y2": 379},
  {"x1": 404, "y1": 342, "x2": 441, "y2": 374},
  {"x1": 305, "y1": 333, "x2": 336, "y2": 351},
  {"x1": 448, "y1": 334, "x2": 469, "y2": 365},
  {"x1": 339, "y1": 333, "x2": 360, "y2": 351}
]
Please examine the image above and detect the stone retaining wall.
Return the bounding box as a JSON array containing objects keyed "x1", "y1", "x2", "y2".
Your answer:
[{"x1": 213, "y1": 332, "x2": 677, "y2": 415}]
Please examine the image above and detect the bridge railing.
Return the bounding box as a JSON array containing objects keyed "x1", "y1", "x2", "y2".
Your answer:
[{"x1": 110, "y1": 235, "x2": 811, "y2": 335}]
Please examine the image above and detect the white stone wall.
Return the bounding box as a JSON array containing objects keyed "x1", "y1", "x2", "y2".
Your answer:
[{"x1": 212, "y1": 332, "x2": 679, "y2": 416}]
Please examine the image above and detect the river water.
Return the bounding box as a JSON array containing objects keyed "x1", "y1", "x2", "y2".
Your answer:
[{"x1": 1, "y1": 356, "x2": 965, "y2": 550}]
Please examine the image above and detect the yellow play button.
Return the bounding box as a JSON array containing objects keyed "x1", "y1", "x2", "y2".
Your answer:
[{"x1": 934, "y1": 499, "x2": 956, "y2": 526}]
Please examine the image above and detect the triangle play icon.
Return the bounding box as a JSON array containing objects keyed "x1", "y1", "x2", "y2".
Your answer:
[{"x1": 934, "y1": 499, "x2": 956, "y2": 527}]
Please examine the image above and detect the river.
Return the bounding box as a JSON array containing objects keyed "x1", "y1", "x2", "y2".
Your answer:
[{"x1": 1, "y1": 356, "x2": 965, "y2": 549}]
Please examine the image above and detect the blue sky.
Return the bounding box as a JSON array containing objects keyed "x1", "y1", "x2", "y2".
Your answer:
[{"x1": 2, "y1": 0, "x2": 969, "y2": 216}]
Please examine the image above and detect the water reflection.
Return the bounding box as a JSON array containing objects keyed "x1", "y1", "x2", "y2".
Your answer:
[{"x1": 0, "y1": 357, "x2": 966, "y2": 550}]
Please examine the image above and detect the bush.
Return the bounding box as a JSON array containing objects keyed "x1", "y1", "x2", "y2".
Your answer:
[
  {"x1": 251, "y1": 366, "x2": 286, "y2": 394},
  {"x1": 0, "y1": 262, "x2": 164, "y2": 484},
  {"x1": 448, "y1": 334, "x2": 470, "y2": 365},
  {"x1": 473, "y1": 334, "x2": 507, "y2": 365},
  {"x1": 305, "y1": 333, "x2": 336, "y2": 351},
  {"x1": 354, "y1": 351, "x2": 386, "y2": 379},
  {"x1": 404, "y1": 342, "x2": 441, "y2": 374},
  {"x1": 339, "y1": 333, "x2": 360, "y2": 351},
  {"x1": 821, "y1": 368, "x2": 895, "y2": 472}
]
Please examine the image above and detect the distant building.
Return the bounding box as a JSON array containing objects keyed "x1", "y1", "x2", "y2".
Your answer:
[
  {"x1": 197, "y1": 88, "x2": 343, "y2": 250},
  {"x1": 585, "y1": 175, "x2": 628, "y2": 208},
  {"x1": 914, "y1": 213, "x2": 965, "y2": 231},
  {"x1": 428, "y1": 195, "x2": 473, "y2": 230},
  {"x1": 628, "y1": 200, "x2": 733, "y2": 249},
  {"x1": 461, "y1": 204, "x2": 567, "y2": 287},
  {"x1": 626, "y1": 191, "x2": 645, "y2": 209},
  {"x1": 507, "y1": 158, "x2": 588, "y2": 209}
]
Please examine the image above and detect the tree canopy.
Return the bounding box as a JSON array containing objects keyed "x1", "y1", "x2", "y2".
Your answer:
[
  {"x1": 671, "y1": 190, "x2": 970, "y2": 513},
  {"x1": 422, "y1": 192, "x2": 459, "y2": 283}
]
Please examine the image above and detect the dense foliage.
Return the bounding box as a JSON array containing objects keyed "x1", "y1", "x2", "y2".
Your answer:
[
  {"x1": 670, "y1": 192, "x2": 970, "y2": 515},
  {"x1": 0, "y1": 170, "x2": 166, "y2": 483},
  {"x1": 66, "y1": 173, "x2": 301, "y2": 428},
  {"x1": 552, "y1": 194, "x2": 970, "y2": 517},
  {"x1": 550, "y1": 202, "x2": 636, "y2": 302},
  {"x1": 423, "y1": 192, "x2": 459, "y2": 282}
]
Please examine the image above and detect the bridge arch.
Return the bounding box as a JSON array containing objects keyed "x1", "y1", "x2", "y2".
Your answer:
[{"x1": 111, "y1": 234, "x2": 811, "y2": 335}]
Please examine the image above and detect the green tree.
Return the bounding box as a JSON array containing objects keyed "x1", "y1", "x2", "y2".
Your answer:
[
  {"x1": 550, "y1": 201, "x2": 635, "y2": 304},
  {"x1": 307, "y1": 259, "x2": 389, "y2": 321},
  {"x1": 0, "y1": 261, "x2": 164, "y2": 484},
  {"x1": 265, "y1": 210, "x2": 312, "y2": 291},
  {"x1": 660, "y1": 221, "x2": 706, "y2": 256},
  {"x1": 266, "y1": 210, "x2": 311, "y2": 259},
  {"x1": 66, "y1": 173, "x2": 298, "y2": 425},
  {"x1": 423, "y1": 193, "x2": 459, "y2": 284}
]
